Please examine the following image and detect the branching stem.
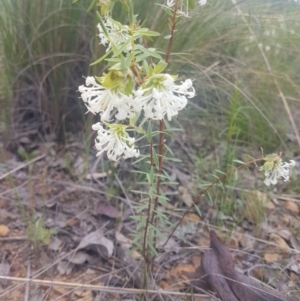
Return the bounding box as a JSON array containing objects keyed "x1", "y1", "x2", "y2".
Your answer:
[
  {"x1": 150, "y1": 0, "x2": 179, "y2": 250},
  {"x1": 162, "y1": 157, "x2": 264, "y2": 248}
]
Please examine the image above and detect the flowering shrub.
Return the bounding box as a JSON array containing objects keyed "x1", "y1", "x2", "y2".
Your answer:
[{"x1": 77, "y1": 0, "x2": 296, "y2": 288}]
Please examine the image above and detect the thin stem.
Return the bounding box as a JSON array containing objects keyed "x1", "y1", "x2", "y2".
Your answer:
[
  {"x1": 165, "y1": 0, "x2": 179, "y2": 64},
  {"x1": 131, "y1": 64, "x2": 143, "y2": 85},
  {"x1": 162, "y1": 157, "x2": 264, "y2": 249},
  {"x1": 143, "y1": 132, "x2": 154, "y2": 262},
  {"x1": 150, "y1": 120, "x2": 164, "y2": 248},
  {"x1": 150, "y1": 0, "x2": 179, "y2": 249}
]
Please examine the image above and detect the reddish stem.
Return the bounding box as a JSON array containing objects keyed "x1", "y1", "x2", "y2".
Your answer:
[
  {"x1": 162, "y1": 158, "x2": 264, "y2": 249},
  {"x1": 150, "y1": 120, "x2": 164, "y2": 248},
  {"x1": 143, "y1": 134, "x2": 154, "y2": 261},
  {"x1": 150, "y1": 0, "x2": 179, "y2": 249}
]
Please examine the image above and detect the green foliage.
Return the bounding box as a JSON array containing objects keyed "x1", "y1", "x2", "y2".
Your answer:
[
  {"x1": 1, "y1": 0, "x2": 299, "y2": 151},
  {"x1": 28, "y1": 217, "x2": 57, "y2": 249},
  {"x1": 0, "y1": 0, "x2": 98, "y2": 140},
  {"x1": 17, "y1": 149, "x2": 39, "y2": 162},
  {"x1": 0, "y1": 1, "x2": 298, "y2": 294},
  {"x1": 136, "y1": 0, "x2": 299, "y2": 152}
]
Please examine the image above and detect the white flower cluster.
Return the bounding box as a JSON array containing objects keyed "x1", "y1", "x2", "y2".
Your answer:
[
  {"x1": 92, "y1": 123, "x2": 139, "y2": 161},
  {"x1": 79, "y1": 9, "x2": 196, "y2": 161},
  {"x1": 79, "y1": 73, "x2": 195, "y2": 161},
  {"x1": 97, "y1": 18, "x2": 132, "y2": 53},
  {"x1": 79, "y1": 77, "x2": 135, "y2": 122},
  {"x1": 261, "y1": 158, "x2": 296, "y2": 186},
  {"x1": 134, "y1": 74, "x2": 195, "y2": 121}
]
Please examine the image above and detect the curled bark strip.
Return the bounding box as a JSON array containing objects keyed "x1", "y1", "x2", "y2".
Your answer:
[
  {"x1": 186, "y1": 231, "x2": 298, "y2": 301},
  {"x1": 202, "y1": 249, "x2": 239, "y2": 301}
]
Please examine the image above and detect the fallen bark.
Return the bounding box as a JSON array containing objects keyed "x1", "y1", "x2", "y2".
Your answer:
[{"x1": 187, "y1": 231, "x2": 298, "y2": 301}]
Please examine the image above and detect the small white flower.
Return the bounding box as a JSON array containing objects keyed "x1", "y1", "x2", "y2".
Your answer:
[
  {"x1": 265, "y1": 45, "x2": 271, "y2": 52},
  {"x1": 167, "y1": 0, "x2": 175, "y2": 7},
  {"x1": 97, "y1": 18, "x2": 131, "y2": 53},
  {"x1": 167, "y1": 0, "x2": 206, "y2": 16},
  {"x1": 134, "y1": 74, "x2": 195, "y2": 121},
  {"x1": 92, "y1": 123, "x2": 139, "y2": 161},
  {"x1": 262, "y1": 158, "x2": 296, "y2": 186},
  {"x1": 78, "y1": 76, "x2": 135, "y2": 122}
]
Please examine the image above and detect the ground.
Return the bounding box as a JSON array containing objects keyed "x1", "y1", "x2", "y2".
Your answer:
[{"x1": 0, "y1": 129, "x2": 300, "y2": 301}]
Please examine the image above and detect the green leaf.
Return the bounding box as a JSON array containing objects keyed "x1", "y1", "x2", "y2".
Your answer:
[
  {"x1": 149, "y1": 166, "x2": 154, "y2": 184},
  {"x1": 164, "y1": 144, "x2": 174, "y2": 156},
  {"x1": 87, "y1": 0, "x2": 97, "y2": 12},
  {"x1": 90, "y1": 49, "x2": 112, "y2": 66},
  {"x1": 233, "y1": 159, "x2": 245, "y2": 165},
  {"x1": 96, "y1": 12, "x2": 108, "y2": 36},
  {"x1": 131, "y1": 232, "x2": 143, "y2": 245},
  {"x1": 206, "y1": 191, "x2": 213, "y2": 204},
  {"x1": 106, "y1": 58, "x2": 120, "y2": 65},
  {"x1": 128, "y1": 0, "x2": 134, "y2": 24},
  {"x1": 158, "y1": 195, "x2": 169, "y2": 206},
  {"x1": 160, "y1": 181, "x2": 178, "y2": 185},
  {"x1": 163, "y1": 157, "x2": 181, "y2": 162},
  {"x1": 132, "y1": 155, "x2": 149, "y2": 165},
  {"x1": 112, "y1": 39, "x2": 132, "y2": 57},
  {"x1": 215, "y1": 169, "x2": 227, "y2": 175},
  {"x1": 130, "y1": 190, "x2": 150, "y2": 195},
  {"x1": 153, "y1": 61, "x2": 168, "y2": 74},
  {"x1": 164, "y1": 119, "x2": 171, "y2": 132},
  {"x1": 234, "y1": 169, "x2": 238, "y2": 181},
  {"x1": 135, "y1": 45, "x2": 163, "y2": 60},
  {"x1": 135, "y1": 127, "x2": 145, "y2": 135},
  {"x1": 152, "y1": 147, "x2": 159, "y2": 168},
  {"x1": 142, "y1": 59, "x2": 150, "y2": 74},
  {"x1": 150, "y1": 130, "x2": 162, "y2": 137},
  {"x1": 264, "y1": 153, "x2": 279, "y2": 162},
  {"x1": 134, "y1": 28, "x2": 160, "y2": 38},
  {"x1": 123, "y1": 52, "x2": 133, "y2": 69},
  {"x1": 148, "y1": 186, "x2": 155, "y2": 199},
  {"x1": 130, "y1": 113, "x2": 141, "y2": 126},
  {"x1": 135, "y1": 203, "x2": 149, "y2": 213},
  {"x1": 135, "y1": 54, "x2": 151, "y2": 63},
  {"x1": 124, "y1": 76, "x2": 133, "y2": 95},
  {"x1": 147, "y1": 122, "x2": 152, "y2": 142},
  {"x1": 194, "y1": 204, "x2": 202, "y2": 217},
  {"x1": 153, "y1": 172, "x2": 168, "y2": 179}
]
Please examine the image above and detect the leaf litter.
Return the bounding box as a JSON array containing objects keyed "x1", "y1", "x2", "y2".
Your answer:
[{"x1": 0, "y1": 131, "x2": 300, "y2": 300}]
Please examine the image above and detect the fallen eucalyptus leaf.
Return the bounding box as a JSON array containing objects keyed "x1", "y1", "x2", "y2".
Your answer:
[
  {"x1": 57, "y1": 261, "x2": 74, "y2": 275},
  {"x1": 115, "y1": 231, "x2": 132, "y2": 249},
  {"x1": 77, "y1": 229, "x2": 114, "y2": 257},
  {"x1": 96, "y1": 201, "x2": 120, "y2": 218},
  {"x1": 67, "y1": 251, "x2": 90, "y2": 265},
  {"x1": 48, "y1": 237, "x2": 62, "y2": 251}
]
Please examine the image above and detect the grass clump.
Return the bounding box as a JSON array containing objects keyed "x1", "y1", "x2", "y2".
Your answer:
[{"x1": 0, "y1": 0, "x2": 98, "y2": 143}]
